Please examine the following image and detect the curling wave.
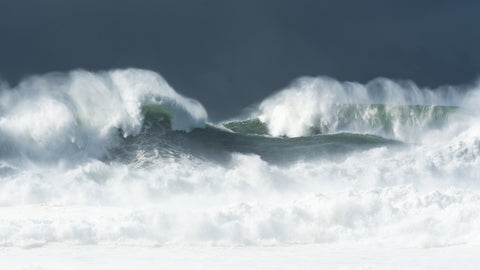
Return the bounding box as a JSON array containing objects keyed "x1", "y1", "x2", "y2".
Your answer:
[{"x1": 0, "y1": 68, "x2": 207, "y2": 163}]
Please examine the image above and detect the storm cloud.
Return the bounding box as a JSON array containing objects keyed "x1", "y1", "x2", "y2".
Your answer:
[{"x1": 1, "y1": 0, "x2": 479, "y2": 120}]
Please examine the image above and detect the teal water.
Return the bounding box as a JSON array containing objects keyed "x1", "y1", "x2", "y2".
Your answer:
[{"x1": 223, "y1": 104, "x2": 458, "y2": 137}]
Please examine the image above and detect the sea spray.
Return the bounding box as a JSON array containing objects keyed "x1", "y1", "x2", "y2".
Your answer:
[{"x1": 0, "y1": 69, "x2": 480, "y2": 250}]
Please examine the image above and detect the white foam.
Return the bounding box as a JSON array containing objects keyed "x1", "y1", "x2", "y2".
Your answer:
[
  {"x1": 1, "y1": 142, "x2": 480, "y2": 247},
  {"x1": 1, "y1": 71, "x2": 480, "y2": 264}
]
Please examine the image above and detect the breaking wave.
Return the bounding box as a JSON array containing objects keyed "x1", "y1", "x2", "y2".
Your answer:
[
  {"x1": 0, "y1": 69, "x2": 207, "y2": 163},
  {"x1": 1, "y1": 69, "x2": 480, "y2": 249},
  {"x1": 252, "y1": 76, "x2": 474, "y2": 140}
]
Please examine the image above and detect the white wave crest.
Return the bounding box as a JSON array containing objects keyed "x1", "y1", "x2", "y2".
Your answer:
[
  {"x1": 0, "y1": 69, "x2": 207, "y2": 162},
  {"x1": 256, "y1": 76, "x2": 476, "y2": 140}
]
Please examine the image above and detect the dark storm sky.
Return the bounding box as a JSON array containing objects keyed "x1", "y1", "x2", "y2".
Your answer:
[{"x1": 1, "y1": 0, "x2": 479, "y2": 120}]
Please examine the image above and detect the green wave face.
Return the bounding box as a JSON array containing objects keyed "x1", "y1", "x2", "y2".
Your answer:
[
  {"x1": 223, "y1": 118, "x2": 270, "y2": 135},
  {"x1": 223, "y1": 104, "x2": 459, "y2": 137},
  {"x1": 319, "y1": 104, "x2": 458, "y2": 135},
  {"x1": 141, "y1": 103, "x2": 173, "y2": 128}
]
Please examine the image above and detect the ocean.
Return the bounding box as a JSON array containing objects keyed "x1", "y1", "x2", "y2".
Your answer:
[{"x1": 1, "y1": 68, "x2": 479, "y2": 269}]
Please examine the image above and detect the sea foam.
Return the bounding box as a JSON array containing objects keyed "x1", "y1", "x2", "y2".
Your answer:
[{"x1": 1, "y1": 69, "x2": 480, "y2": 252}]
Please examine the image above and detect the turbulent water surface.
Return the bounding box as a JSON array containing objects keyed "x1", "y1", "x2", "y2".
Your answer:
[{"x1": 1, "y1": 69, "x2": 479, "y2": 260}]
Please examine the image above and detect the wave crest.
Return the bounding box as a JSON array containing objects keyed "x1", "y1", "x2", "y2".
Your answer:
[
  {"x1": 255, "y1": 76, "x2": 471, "y2": 140},
  {"x1": 0, "y1": 69, "x2": 207, "y2": 162}
]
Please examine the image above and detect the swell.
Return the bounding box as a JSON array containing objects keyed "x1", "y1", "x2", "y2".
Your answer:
[{"x1": 111, "y1": 123, "x2": 401, "y2": 166}]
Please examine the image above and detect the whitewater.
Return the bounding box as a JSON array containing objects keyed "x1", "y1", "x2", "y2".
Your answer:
[{"x1": 1, "y1": 68, "x2": 479, "y2": 269}]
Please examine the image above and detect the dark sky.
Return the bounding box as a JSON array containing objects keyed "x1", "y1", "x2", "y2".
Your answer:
[{"x1": 1, "y1": 0, "x2": 479, "y2": 120}]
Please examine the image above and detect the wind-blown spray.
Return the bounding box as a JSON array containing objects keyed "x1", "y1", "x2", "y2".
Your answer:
[{"x1": 0, "y1": 69, "x2": 479, "y2": 251}]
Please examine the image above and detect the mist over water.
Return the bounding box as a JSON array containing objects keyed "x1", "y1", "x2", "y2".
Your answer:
[{"x1": 1, "y1": 69, "x2": 479, "y2": 250}]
